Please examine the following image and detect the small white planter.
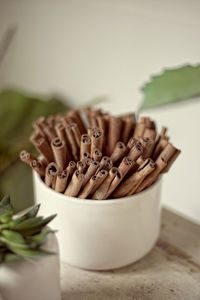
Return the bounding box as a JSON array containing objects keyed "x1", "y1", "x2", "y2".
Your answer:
[
  {"x1": 33, "y1": 172, "x2": 162, "y2": 270},
  {"x1": 0, "y1": 232, "x2": 61, "y2": 300}
]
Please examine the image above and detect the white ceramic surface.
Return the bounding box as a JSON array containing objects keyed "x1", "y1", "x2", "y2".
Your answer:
[
  {"x1": 0, "y1": 232, "x2": 61, "y2": 300},
  {"x1": 33, "y1": 171, "x2": 162, "y2": 270}
]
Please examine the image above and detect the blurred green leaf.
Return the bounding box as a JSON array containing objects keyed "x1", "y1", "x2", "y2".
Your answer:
[
  {"x1": 0, "y1": 89, "x2": 69, "y2": 211},
  {"x1": 141, "y1": 64, "x2": 200, "y2": 109},
  {"x1": 28, "y1": 230, "x2": 54, "y2": 247}
]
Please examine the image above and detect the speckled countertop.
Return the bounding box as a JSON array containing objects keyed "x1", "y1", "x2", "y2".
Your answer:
[{"x1": 61, "y1": 208, "x2": 200, "y2": 300}]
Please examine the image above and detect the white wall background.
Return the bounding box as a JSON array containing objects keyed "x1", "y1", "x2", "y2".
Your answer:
[{"x1": 0, "y1": 0, "x2": 200, "y2": 222}]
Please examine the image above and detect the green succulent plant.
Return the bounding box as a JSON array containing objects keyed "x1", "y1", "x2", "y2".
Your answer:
[{"x1": 0, "y1": 195, "x2": 56, "y2": 264}]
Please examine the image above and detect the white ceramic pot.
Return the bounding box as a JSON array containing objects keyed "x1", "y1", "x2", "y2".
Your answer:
[
  {"x1": 33, "y1": 172, "x2": 162, "y2": 270},
  {"x1": 0, "y1": 232, "x2": 61, "y2": 300}
]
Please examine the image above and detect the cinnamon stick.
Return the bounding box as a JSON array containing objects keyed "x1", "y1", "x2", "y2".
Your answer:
[
  {"x1": 80, "y1": 134, "x2": 91, "y2": 160},
  {"x1": 103, "y1": 169, "x2": 122, "y2": 199},
  {"x1": 33, "y1": 117, "x2": 46, "y2": 138},
  {"x1": 92, "y1": 167, "x2": 119, "y2": 200},
  {"x1": 96, "y1": 156, "x2": 113, "y2": 173},
  {"x1": 20, "y1": 150, "x2": 37, "y2": 165},
  {"x1": 152, "y1": 138, "x2": 168, "y2": 160},
  {"x1": 162, "y1": 149, "x2": 181, "y2": 173},
  {"x1": 67, "y1": 109, "x2": 86, "y2": 134},
  {"x1": 45, "y1": 162, "x2": 59, "y2": 189},
  {"x1": 35, "y1": 138, "x2": 54, "y2": 163},
  {"x1": 78, "y1": 175, "x2": 100, "y2": 199},
  {"x1": 139, "y1": 137, "x2": 155, "y2": 159},
  {"x1": 83, "y1": 160, "x2": 100, "y2": 185},
  {"x1": 136, "y1": 156, "x2": 167, "y2": 193},
  {"x1": 143, "y1": 128, "x2": 157, "y2": 141},
  {"x1": 90, "y1": 169, "x2": 108, "y2": 195},
  {"x1": 64, "y1": 170, "x2": 84, "y2": 197},
  {"x1": 112, "y1": 158, "x2": 155, "y2": 198},
  {"x1": 51, "y1": 137, "x2": 67, "y2": 171},
  {"x1": 92, "y1": 148, "x2": 102, "y2": 162},
  {"x1": 55, "y1": 170, "x2": 69, "y2": 193},
  {"x1": 133, "y1": 121, "x2": 146, "y2": 139},
  {"x1": 128, "y1": 141, "x2": 143, "y2": 161},
  {"x1": 77, "y1": 161, "x2": 87, "y2": 174},
  {"x1": 107, "y1": 116, "x2": 122, "y2": 156},
  {"x1": 121, "y1": 113, "x2": 136, "y2": 144},
  {"x1": 91, "y1": 128, "x2": 104, "y2": 156},
  {"x1": 66, "y1": 161, "x2": 76, "y2": 178},
  {"x1": 110, "y1": 141, "x2": 127, "y2": 164},
  {"x1": 65, "y1": 123, "x2": 80, "y2": 161},
  {"x1": 30, "y1": 159, "x2": 46, "y2": 177}
]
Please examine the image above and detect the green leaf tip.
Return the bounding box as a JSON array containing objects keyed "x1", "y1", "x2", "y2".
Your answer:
[
  {"x1": 140, "y1": 64, "x2": 200, "y2": 109},
  {"x1": 0, "y1": 196, "x2": 56, "y2": 264}
]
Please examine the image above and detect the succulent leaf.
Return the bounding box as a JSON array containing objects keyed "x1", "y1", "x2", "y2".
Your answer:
[
  {"x1": 0, "y1": 196, "x2": 56, "y2": 264},
  {"x1": 28, "y1": 230, "x2": 54, "y2": 247},
  {"x1": 0, "y1": 195, "x2": 10, "y2": 207}
]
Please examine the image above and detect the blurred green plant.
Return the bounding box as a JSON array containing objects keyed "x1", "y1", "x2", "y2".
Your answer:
[
  {"x1": 140, "y1": 64, "x2": 200, "y2": 109},
  {"x1": 0, "y1": 89, "x2": 68, "y2": 211},
  {"x1": 0, "y1": 195, "x2": 56, "y2": 264}
]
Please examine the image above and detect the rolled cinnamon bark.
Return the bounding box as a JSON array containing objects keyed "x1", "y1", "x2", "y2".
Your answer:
[
  {"x1": 128, "y1": 141, "x2": 143, "y2": 161},
  {"x1": 80, "y1": 134, "x2": 91, "y2": 160},
  {"x1": 55, "y1": 170, "x2": 69, "y2": 193},
  {"x1": 55, "y1": 123, "x2": 71, "y2": 160},
  {"x1": 66, "y1": 161, "x2": 76, "y2": 178},
  {"x1": 118, "y1": 156, "x2": 133, "y2": 177},
  {"x1": 81, "y1": 152, "x2": 91, "y2": 160},
  {"x1": 143, "y1": 128, "x2": 157, "y2": 141},
  {"x1": 91, "y1": 128, "x2": 104, "y2": 156},
  {"x1": 121, "y1": 113, "x2": 136, "y2": 144},
  {"x1": 78, "y1": 175, "x2": 100, "y2": 199},
  {"x1": 92, "y1": 167, "x2": 119, "y2": 200},
  {"x1": 20, "y1": 150, "x2": 37, "y2": 165},
  {"x1": 157, "y1": 143, "x2": 177, "y2": 162},
  {"x1": 103, "y1": 157, "x2": 132, "y2": 198},
  {"x1": 127, "y1": 137, "x2": 138, "y2": 150},
  {"x1": 65, "y1": 124, "x2": 79, "y2": 161},
  {"x1": 46, "y1": 116, "x2": 55, "y2": 127},
  {"x1": 96, "y1": 156, "x2": 113, "y2": 173},
  {"x1": 33, "y1": 117, "x2": 46, "y2": 138},
  {"x1": 162, "y1": 149, "x2": 181, "y2": 173},
  {"x1": 92, "y1": 148, "x2": 102, "y2": 161},
  {"x1": 90, "y1": 169, "x2": 108, "y2": 195},
  {"x1": 51, "y1": 137, "x2": 67, "y2": 171},
  {"x1": 112, "y1": 158, "x2": 155, "y2": 198},
  {"x1": 45, "y1": 162, "x2": 59, "y2": 189},
  {"x1": 67, "y1": 109, "x2": 86, "y2": 134},
  {"x1": 110, "y1": 141, "x2": 127, "y2": 164},
  {"x1": 103, "y1": 169, "x2": 122, "y2": 199},
  {"x1": 139, "y1": 137, "x2": 155, "y2": 159},
  {"x1": 71, "y1": 123, "x2": 82, "y2": 147},
  {"x1": 64, "y1": 170, "x2": 84, "y2": 197},
  {"x1": 133, "y1": 121, "x2": 146, "y2": 139},
  {"x1": 152, "y1": 138, "x2": 168, "y2": 160},
  {"x1": 136, "y1": 155, "x2": 146, "y2": 166},
  {"x1": 35, "y1": 138, "x2": 54, "y2": 163},
  {"x1": 136, "y1": 156, "x2": 167, "y2": 193},
  {"x1": 83, "y1": 160, "x2": 100, "y2": 185},
  {"x1": 77, "y1": 161, "x2": 87, "y2": 174},
  {"x1": 127, "y1": 159, "x2": 155, "y2": 196},
  {"x1": 30, "y1": 159, "x2": 46, "y2": 177},
  {"x1": 29, "y1": 131, "x2": 44, "y2": 145},
  {"x1": 43, "y1": 125, "x2": 57, "y2": 141},
  {"x1": 107, "y1": 116, "x2": 122, "y2": 156}
]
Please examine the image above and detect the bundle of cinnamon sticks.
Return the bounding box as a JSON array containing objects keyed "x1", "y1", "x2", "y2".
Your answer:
[{"x1": 20, "y1": 108, "x2": 181, "y2": 199}]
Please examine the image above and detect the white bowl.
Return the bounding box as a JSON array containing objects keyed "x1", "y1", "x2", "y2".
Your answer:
[{"x1": 33, "y1": 172, "x2": 162, "y2": 270}]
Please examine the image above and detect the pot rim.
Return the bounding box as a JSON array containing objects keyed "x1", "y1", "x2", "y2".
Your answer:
[{"x1": 34, "y1": 171, "x2": 162, "y2": 206}]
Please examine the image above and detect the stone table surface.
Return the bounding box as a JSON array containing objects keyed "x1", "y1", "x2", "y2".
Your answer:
[{"x1": 61, "y1": 208, "x2": 200, "y2": 300}]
